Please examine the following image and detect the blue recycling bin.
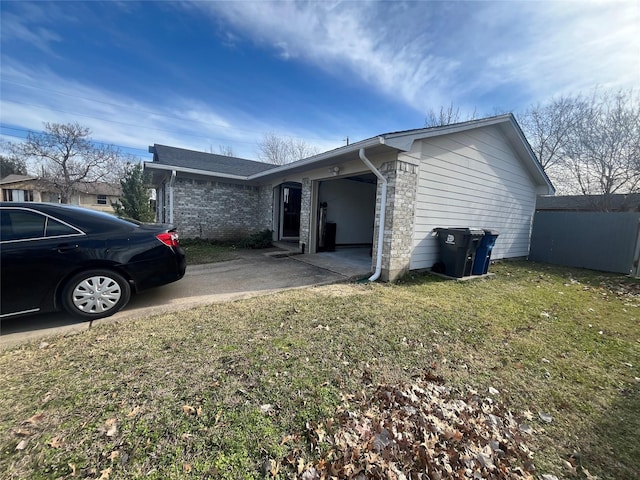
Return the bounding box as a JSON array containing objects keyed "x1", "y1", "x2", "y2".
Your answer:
[
  {"x1": 435, "y1": 228, "x2": 485, "y2": 278},
  {"x1": 472, "y1": 229, "x2": 499, "y2": 275}
]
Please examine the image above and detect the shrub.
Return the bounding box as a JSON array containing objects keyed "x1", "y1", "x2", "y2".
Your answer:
[{"x1": 236, "y1": 229, "x2": 273, "y2": 249}]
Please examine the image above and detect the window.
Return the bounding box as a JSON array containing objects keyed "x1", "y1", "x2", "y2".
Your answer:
[
  {"x1": 1, "y1": 210, "x2": 45, "y2": 241},
  {"x1": 1, "y1": 189, "x2": 33, "y2": 201},
  {"x1": 45, "y1": 218, "x2": 80, "y2": 237},
  {"x1": 97, "y1": 194, "x2": 107, "y2": 205},
  {"x1": 0, "y1": 209, "x2": 82, "y2": 242}
]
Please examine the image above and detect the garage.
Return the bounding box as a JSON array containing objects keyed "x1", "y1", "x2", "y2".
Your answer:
[{"x1": 316, "y1": 173, "x2": 377, "y2": 252}]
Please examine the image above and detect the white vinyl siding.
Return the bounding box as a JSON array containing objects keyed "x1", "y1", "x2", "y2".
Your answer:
[{"x1": 411, "y1": 125, "x2": 538, "y2": 270}]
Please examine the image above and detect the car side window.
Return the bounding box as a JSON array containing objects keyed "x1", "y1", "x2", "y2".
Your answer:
[
  {"x1": 46, "y1": 218, "x2": 80, "y2": 237},
  {"x1": 1, "y1": 210, "x2": 46, "y2": 241},
  {"x1": 0, "y1": 210, "x2": 81, "y2": 242},
  {"x1": 0, "y1": 210, "x2": 17, "y2": 241}
]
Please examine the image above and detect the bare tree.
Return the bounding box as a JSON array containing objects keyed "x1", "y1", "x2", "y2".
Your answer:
[
  {"x1": 424, "y1": 103, "x2": 478, "y2": 128},
  {"x1": 9, "y1": 122, "x2": 124, "y2": 203},
  {"x1": 218, "y1": 144, "x2": 235, "y2": 157},
  {"x1": 520, "y1": 89, "x2": 639, "y2": 201},
  {"x1": 209, "y1": 144, "x2": 235, "y2": 157},
  {"x1": 257, "y1": 133, "x2": 318, "y2": 165},
  {"x1": 517, "y1": 96, "x2": 587, "y2": 171},
  {"x1": 564, "y1": 89, "x2": 640, "y2": 199}
]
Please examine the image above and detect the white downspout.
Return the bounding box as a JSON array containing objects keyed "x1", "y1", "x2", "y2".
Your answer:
[
  {"x1": 359, "y1": 148, "x2": 387, "y2": 281},
  {"x1": 169, "y1": 170, "x2": 176, "y2": 224}
]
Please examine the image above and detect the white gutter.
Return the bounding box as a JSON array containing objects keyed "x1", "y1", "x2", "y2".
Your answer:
[
  {"x1": 145, "y1": 162, "x2": 249, "y2": 181},
  {"x1": 169, "y1": 170, "x2": 176, "y2": 224},
  {"x1": 248, "y1": 137, "x2": 384, "y2": 180},
  {"x1": 359, "y1": 148, "x2": 387, "y2": 282}
]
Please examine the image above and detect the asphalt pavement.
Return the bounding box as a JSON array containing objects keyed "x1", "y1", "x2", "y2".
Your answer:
[{"x1": 0, "y1": 248, "x2": 372, "y2": 349}]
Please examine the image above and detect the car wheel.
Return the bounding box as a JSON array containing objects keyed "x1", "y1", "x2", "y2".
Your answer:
[{"x1": 62, "y1": 270, "x2": 131, "y2": 319}]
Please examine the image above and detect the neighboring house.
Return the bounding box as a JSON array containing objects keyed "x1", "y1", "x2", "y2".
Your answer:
[
  {"x1": 1, "y1": 174, "x2": 40, "y2": 202},
  {"x1": 145, "y1": 114, "x2": 554, "y2": 281},
  {"x1": 0, "y1": 175, "x2": 122, "y2": 213},
  {"x1": 536, "y1": 194, "x2": 640, "y2": 212},
  {"x1": 69, "y1": 182, "x2": 122, "y2": 213}
]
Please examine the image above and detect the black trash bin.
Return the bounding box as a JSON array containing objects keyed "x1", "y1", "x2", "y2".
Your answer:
[
  {"x1": 325, "y1": 222, "x2": 336, "y2": 252},
  {"x1": 435, "y1": 227, "x2": 485, "y2": 278},
  {"x1": 472, "y1": 229, "x2": 499, "y2": 275}
]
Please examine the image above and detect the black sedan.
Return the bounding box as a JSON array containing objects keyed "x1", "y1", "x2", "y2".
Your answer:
[{"x1": 0, "y1": 202, "x2": 186, "y2": 320}]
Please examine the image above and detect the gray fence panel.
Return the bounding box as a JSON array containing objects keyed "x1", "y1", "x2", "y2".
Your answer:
[{"x1": 529, "y1": 211, "x2": 640, "y2": 275}]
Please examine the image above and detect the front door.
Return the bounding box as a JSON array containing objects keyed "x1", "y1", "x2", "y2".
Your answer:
[{"x1": 280, "y1": 185, "x2": 301, "y2": 239}]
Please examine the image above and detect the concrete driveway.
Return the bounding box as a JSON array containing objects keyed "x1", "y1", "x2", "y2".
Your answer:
[{"x1": 0, "y1": 247, "x2": 372, "y2": 349}]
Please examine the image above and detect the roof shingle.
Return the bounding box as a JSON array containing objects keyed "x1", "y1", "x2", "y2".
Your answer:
[{"x1": 150, "y1": 144, "x2": 275, "y2": 177}]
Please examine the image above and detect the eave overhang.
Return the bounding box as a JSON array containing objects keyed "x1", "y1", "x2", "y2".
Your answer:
[{"x1": 144, "y1": 113, "x2": 555, "y2": 194}]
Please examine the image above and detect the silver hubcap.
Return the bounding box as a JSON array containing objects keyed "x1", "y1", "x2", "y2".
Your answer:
[{"x1": 72, "y1": 276, "x2": 121, "y2": 314}]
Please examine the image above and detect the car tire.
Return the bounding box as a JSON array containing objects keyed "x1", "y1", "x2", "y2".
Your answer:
[{"x1": 62, "y1": 270, "x2": 131, "y2": 320}]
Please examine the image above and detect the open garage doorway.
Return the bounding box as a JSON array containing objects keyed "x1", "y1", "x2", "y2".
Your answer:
[{"x1": 316, "y1": 173, "x2": 377, "y2": 263}]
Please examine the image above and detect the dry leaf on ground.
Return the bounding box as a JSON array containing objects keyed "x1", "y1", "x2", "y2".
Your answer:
[{"x1": 306, "y1": 378, "x2": 536, "y2": 479}]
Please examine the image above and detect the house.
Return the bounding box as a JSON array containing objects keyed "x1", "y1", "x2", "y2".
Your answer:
[
  {"x1": 67, "y1": 182, "x2": 123, "y2": 213},
  {"x1": 1, "y1": 174, "x2": 41, "y2": 202},
  {"x1": 0, "y1": 174, "x2": 122, "y2": 213},
  {"x1": 145, "y1": 114, "x2": 554, "y2": 281}
]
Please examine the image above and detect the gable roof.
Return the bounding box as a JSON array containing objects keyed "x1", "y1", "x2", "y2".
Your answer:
[
  {"x1": 74, "y1": 182, "x2": 122, "y2": 196},
  {"x1": 145, "y1": 114, "x2": 554, "y2": 193},
  {"x1": 0, "y1": 174, "x2": 38, "y2": 185},
  {"x1": 148, "y1": 144, "x2": 274, "y2": 178}
]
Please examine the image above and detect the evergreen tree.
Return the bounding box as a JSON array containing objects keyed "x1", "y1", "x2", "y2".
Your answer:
[
  {"x1": 112, "y1": 163, "x2": 156, "y2": 222},
  {"x1": 0, "y1": 154, "x2": 27, "y2": 178}
]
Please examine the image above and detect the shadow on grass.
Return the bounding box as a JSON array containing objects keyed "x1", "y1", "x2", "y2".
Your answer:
[{"x1": 578, "y1": 383, "x2": 639, "y2": 478}]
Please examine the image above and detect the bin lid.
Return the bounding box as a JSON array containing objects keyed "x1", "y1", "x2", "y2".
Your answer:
[
  {"x1": 483, "y1": 229, "x2": 499, "y2": 236},
  {"x1": 434, "y1": 227, "x2": 485, "y2": 236}
]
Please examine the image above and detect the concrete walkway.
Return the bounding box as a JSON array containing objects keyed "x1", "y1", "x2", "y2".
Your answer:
[{"x1": 0, "y1": 247, "x2": 372, "y2": 349}]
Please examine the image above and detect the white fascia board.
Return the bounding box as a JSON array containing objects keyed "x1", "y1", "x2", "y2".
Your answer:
[
  {"x1": 498, "y1": 114, "x2": 556, "y2": 195},
  {"x1": 247, "y1": 137, "x2": 384, "y2": 180},
  {"x1": 143, "y1": 162, "x2": 249, "y2": 181},
  {"x1": 505, "y1": 117, "x2": 556, "y2": 195},
  {"x1": 383, "y1": 114, "x2": 514, "y2": 148}
]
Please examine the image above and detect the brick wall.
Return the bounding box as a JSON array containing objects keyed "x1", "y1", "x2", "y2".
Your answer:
[{"x1": 171, "y1": 177, "x2": 272, "y2": 240}]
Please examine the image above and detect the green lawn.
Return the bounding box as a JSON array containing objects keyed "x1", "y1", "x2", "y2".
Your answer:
[
  {"x1": 1, "y1": 262, "x2": 638, "y2": 479},
  {"x1": 180, "y1": 238, "x2": 239, "y2": 265}
]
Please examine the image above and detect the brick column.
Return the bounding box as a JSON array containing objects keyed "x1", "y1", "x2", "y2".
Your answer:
[
  {"x1": 371, "y1": 160, "x2": 418, "y2": 281},
  {"x1": 299, "y1": 178, "x2": 312, "y2": 251}
]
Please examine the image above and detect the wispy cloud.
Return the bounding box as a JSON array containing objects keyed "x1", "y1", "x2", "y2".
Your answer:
[
  {"x1": 466, "y1": 2, "x2": 640, "y2": 101},
  {"x1": 0, "y1": 61, "x2": 340, "y2": 159},
  {"x1": 192, "y1": 1, "x2": 640, "y2": 113},
  {"x1": 190, "y1": 1, "x2": 460, "y2": 111},
  {"x1": 0, "y1": 6, "x2": 63, "y2": 55},
  {"x1": 2, "y1": 0, "x2": 637, "y2": 162}
]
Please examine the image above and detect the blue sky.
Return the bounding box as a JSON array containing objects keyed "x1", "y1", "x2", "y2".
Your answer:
[{"x1": 1, "y1": 1, "x2": 638, "y2": 161}]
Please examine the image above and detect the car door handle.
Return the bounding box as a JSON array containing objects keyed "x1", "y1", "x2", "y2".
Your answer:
[{"x1": 55, "y1": 244, "x2": 79, "y2": 253}]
